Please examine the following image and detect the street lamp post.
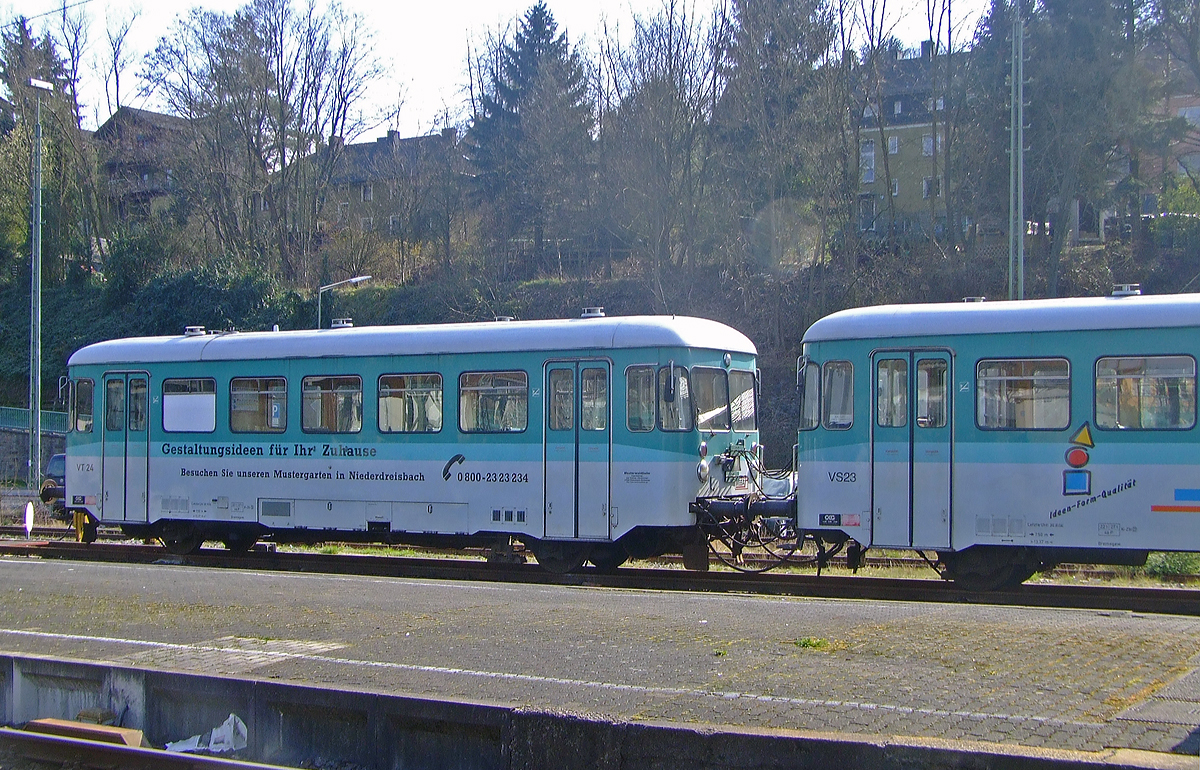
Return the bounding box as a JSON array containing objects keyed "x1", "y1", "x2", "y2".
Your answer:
[
  {"x1": 317, "y1": 275, "x2": 371, "y2": 329},
  {"x1": 28, "y1": 78, "x2": 52, "y2": 490}
]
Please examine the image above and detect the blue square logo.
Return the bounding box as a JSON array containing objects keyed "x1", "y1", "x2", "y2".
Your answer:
[{"x1": 1063, "y1": 469, "x2": 1091, "y2": 496}]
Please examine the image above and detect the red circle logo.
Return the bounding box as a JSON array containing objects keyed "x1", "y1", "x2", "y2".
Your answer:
[{"x1": 1065, "y1": 447, "x2": 1090, "y2": 468}]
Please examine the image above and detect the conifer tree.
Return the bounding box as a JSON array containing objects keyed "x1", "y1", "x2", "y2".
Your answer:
[{"x1": 467, "y1": 2, "x2": 594, "y2": 276}]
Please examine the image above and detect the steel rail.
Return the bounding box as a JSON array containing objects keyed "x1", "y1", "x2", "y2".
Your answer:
[
  {"x1": 1, "y1": 540, "x2": 1197, "y2": 615},
  {"x1": 6, "y1": 529, "x2": 1187, "y2": 581},
  {"x1": 0, "y1": 728, "x2": 289, "y2": 770},
  {"x1": 0, "y1": 525, "x2": 123, "y2": 540}
]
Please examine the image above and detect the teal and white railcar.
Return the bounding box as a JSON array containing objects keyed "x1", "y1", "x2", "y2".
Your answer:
[
  {"x1": 64, "y1": 311, "x2": 760, "y2": 571},
  {"x1": 796, "y1": 290, "x2": 1200, "y2": 588}
]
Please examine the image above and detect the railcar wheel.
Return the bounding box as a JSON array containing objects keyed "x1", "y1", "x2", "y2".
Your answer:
[
  {"x1": 532, "y1": 541, "x2": 590, "y2": 574},
  {"x1": 158, "y1": 523, "x2": 203, "y2": 556},
  {"x1": 998, "y1": 563, "x2": 1039, "y2": 589},
  {"x1": 223, "y1": 534, "x2": 258, "y2": 553},
  {"x1": 940, "y1": 546, "x2": 1039, "y2": 591},
  {"x1": 588, "y1": 544, "x2": 628, "y2": 572}
]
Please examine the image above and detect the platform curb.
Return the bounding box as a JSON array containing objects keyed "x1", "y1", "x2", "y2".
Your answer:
[{"x1": 0, "y1": 652, "x2": 1196, "y2": 770}]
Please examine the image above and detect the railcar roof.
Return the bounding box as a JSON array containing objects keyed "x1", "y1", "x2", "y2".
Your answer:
[
  {"x1": 68, "y1": 315, "x2": 756, "y2": 366},
  {"x1": 803, "y1": 293, "x2": 1200, "y2": 343}
]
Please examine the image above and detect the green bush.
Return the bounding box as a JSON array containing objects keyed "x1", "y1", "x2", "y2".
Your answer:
[{"x1": 1142, "y1": 551, "x2": 1200, "y2": 578}]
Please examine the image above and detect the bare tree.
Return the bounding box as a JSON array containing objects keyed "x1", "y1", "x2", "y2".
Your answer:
[
  {"x1": 144, "y1": 0, "x2": 381, "y2": 284},
  {"x1": 53, "y1": 2, "x2": 109, "y2": 271},
  {"x1": 599, "y1": 0, "x2": 725, "y2": 274},
  {"x1": 101, "y1": 10, "x2": 139, "y2": 114},
  {"x1": 716, "y1": 0, "x2": 838, "y2": 271},
  {"x1": 858, "y1": 0, "x2": 901, "y2": 249}
]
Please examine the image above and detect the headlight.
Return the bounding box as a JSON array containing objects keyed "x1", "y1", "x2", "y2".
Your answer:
[{"x1": 696, "y1": 459, "x2": 710, "y2": 483}]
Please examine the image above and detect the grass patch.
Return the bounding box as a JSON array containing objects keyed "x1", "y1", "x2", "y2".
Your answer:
[{"x1": 794, "y1": 637, "x2": 831, "y2": 650}]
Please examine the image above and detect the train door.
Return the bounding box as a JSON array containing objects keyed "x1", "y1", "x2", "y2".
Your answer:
[
  {"x1": 870, "y1": 351, "x2": 951, "y2": 549},
  {"x1": 101, "y1": 372, "x2": 150, "y2": 522},
  {"x1": 544, "y1": 361, "x2": 612, "y2": 540}
]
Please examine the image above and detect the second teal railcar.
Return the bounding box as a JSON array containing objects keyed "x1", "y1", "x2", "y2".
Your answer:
[{"x1": 796, "y1": 289, "x2": 1200, "y2": 588}]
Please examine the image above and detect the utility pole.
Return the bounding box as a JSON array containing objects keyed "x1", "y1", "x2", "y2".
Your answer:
[
  {"x1": 29, "y1": 78, "x2": 53, "y2": 489},
  {"x1": 1008, "y1": 0, "x2": 1025, "y2": 300}
]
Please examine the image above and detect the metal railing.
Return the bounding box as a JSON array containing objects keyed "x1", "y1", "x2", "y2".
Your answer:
[{"x1": 0, "y1": 406, "x2": 68, "y2": 435}]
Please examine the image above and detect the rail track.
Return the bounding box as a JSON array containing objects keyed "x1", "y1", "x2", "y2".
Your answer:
[
  {"x1": 0, "y1": 538, "x2": 1197, "y2": 616},
  {"x1": 4, "y1": 525, "x2": 1194, "y2": 582}
]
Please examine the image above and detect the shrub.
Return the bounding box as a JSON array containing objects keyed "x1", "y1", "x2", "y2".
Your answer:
[{"x1": 1143, "y1": 551, "x2": 1200, "y2": 578}]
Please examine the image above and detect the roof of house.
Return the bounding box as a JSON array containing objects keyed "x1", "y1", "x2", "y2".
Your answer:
[
  {"x1": 328, "y1": 130, "x2": 454, "y2": 186},
  {"x1": 94, "y1": 106, "x2": 188, "y2": 141},
  {"x1": 859, "y1": 47, "x2": 962, "y2": 129}
]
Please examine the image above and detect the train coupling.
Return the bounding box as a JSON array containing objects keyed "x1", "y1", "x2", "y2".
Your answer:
[{"x1": 693, "y1": 496, "x2": 796, "y2": 521}]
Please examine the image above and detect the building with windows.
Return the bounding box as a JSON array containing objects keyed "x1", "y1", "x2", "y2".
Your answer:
[
  {"x1": 322, "y1": 128, "x2": 458, "y2": 237},
  {"x1": 93, "y1": 107, "x2": 189, "y2": 222},
  {"x1": 858, "y1": 41, "x2": 954, "y2": 240}
]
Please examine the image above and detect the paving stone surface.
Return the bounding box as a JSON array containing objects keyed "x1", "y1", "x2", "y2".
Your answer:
[{"x1": 0, "y1": 556, "x2": 1197, "y2": 759}]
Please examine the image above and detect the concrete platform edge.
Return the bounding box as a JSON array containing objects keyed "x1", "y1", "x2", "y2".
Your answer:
[{"x1": 0, "y1": 652, "x2": 1194, "y2": 770}]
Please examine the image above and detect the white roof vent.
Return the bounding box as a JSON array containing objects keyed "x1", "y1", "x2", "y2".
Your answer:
[
  {"x1": 1112, "y1": 283, "x2": 1141, "y2": 297},
  {"x1": 494, "y1": 315, "x2": 514, "y2": 322},
  {"x1": 331, "y1": 317, "x2": 354, "y2": 328},
  {"x1": 184, "y1": 326, "x2": 206, "y2": 337},
  {"x1": 581, "y1": 307, "x2": 605, "y2": 318},
  {"x1": 962, "y1": 296, "x2": 987, "y2": 303}
]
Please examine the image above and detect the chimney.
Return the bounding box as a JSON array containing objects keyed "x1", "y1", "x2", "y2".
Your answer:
[
  {"x1": 921, "y1": 39, "x2": 934, "y2": 59},
  {"x1": 329, "y1": 135, "x2": 344, "y2": 152}
]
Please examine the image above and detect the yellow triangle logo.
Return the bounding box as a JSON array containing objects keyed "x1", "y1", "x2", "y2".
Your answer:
[{"x1": 1070, "y1": 423, "x2": 1094, "y2": 448}]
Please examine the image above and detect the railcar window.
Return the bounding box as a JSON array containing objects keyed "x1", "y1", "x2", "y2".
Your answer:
[
  {"x1": 302, "y1": 376, "x2": 363, "y2": 433},
  {"x1": 693, "y1": 367, "x2": 730, "y2": 432},
  {"x1": 729, "y1": 370, "x2": 757, "y2": 432},
  {"x1": 581, "y1": 368, "x2": 607, "y2": 431},
  {"x1": 378, "y1": 374, "x2": 442, "y2": 433},
  {"x1": 876, "y1": 359, "x2": 908, "y2": 427},
  {"x1": 658, "y1": 365, "x2": 693, "y2": 432},
  {"x1": 548, "y1": 370, "x2": 573, "y2": 431},
  {"x1": 105, "y1": 380, "x2": 124, "y2": 432},
  {"x1": 231, "y1": 377, "x2": 287, "y2": 433},
  {"x1": 1096, "y1": 356, "x2": 1196, "y2": 430},
  {"x1": 976, "y1": 359, "x2": 1070, "y2": 430},
  {"x1": 916, "y1": 359, "x2": 948, "y2": 428},
  {"x1": 626, "y1": 366, "x2": 655, "y2": 432},
  {"x1": 459, "y1": 371, "x2": 528, "y2": 433},
  {"x1": 73, "y1": 379, "x2": 93, "y2": 433},
  {"x1": 822, "y1": 361, "x2": 854, "y2": 430},
  {"x1": 162, "y1": 378, "x2": 217, "y2": 433},
  {"x1": 799, "y1": 362, "x2": 820, "y2": 431},
  {"x1": 128, "y1": 378, "x2": 147, "y2": 432}
]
